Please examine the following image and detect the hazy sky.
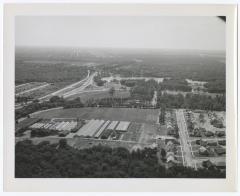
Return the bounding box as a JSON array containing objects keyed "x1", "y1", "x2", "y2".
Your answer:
[{"x1": 15, "y1": 16, "x2": 225, "y2": 51}]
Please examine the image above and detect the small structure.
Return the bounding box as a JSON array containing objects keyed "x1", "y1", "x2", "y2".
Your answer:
[
  {"x1": 165, "y1": 141, "x2": 176, "y2": 152},
  {"x1": 199, "y1": 146, "x2": 209, "y2": 156},
  {"x1": 218, "y1": 140, "x2": 226, "y2": 146},
  {"x1": 215, "y1": 130, "x2": 225, "y2": 137},
  {"x1": 205, "y1": 131, "x2": 214, "y2": 137},
  {"x1": 115, "y1": 121, "x2": 130, "y2": 132},
  {"x1": 202, "y1": 160, "x2": 214, "y2": 169},
  {"x1": 214, "y1": 147, "x2": 226, "y2": 155},
  {"x1": 166, "y1": 155, "x2": 179, "y2": 168},
  {"x1": 215, "y1": 161, "x2": 226, "y2": 170}
]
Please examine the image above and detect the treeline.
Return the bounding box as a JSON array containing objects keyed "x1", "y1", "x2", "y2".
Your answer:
[
  {"x1": 120, "y1": 80, "x2": 138, "y2": 87},
  {"x1": 204, "y1": 80, "x2": 225, "y2": 93},
  {"x1": 159, "y1": 78, "x2": 192, "y2": 92},
  {"x1": 93, "y1": 75, "x2": 106, "y2": 86},
  {"x1": 130, "y1": 80, "x2": 158, "y2": 101},
  {"x1": 15, "y1": 96, "x2": 32, "y2": 103},
  {"x1": 157, "y1": 92, "x2": 225, "y2": 111},
  {"x1": 15, "y1": 140, "x2": 225, "y2": 178},
  {"x1": 15, "y1": 62, "x2": 88, "y2": 84},
  {"x1": 15, "y1": 96, "x2": 84, "y2": 120}
]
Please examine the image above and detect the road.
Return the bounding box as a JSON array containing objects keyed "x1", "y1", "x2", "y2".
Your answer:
[
  {"x1": 176, "y1": 109, "x2": 195, "y2": 168},
  {"x1": 62, "y1": 71, "x2": 98, "y2": 98},
  {"x1": 151, "y1": 91, "x2": 157, "y2": 107},
  {"x1": 39, "y1": 70, "x2": 91, "y2": 101},
  {"x1": 15, "y1": 71, "x2": 92, "y2": 110},
  {"x1": 16, "y1": 83, "x2": 50, "y2": 96}
]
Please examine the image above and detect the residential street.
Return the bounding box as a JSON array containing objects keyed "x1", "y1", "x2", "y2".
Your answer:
[{"x1": 176, "y1": 109, "x2": 195, "y2": 168}]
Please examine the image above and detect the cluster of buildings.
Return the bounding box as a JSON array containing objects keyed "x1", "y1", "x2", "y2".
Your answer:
[
  {"x1": 165, "y1": 112, "x2": 178, "y2": 137},
  {"x1": 165, "y1": 140, "x2": 181, "y2": 168},
  {"x1": 70, "y1": 119, "x2": 131, "y2": 139},
  {"x1": 196, "y1": 139, "x2": 226, "y2": 157},
  {"x1": 30, "y1": 120, "x2": 78, "y2": 132},
  {"x1": 186, "y1": 111, "x2": 225, "y2": 138}
]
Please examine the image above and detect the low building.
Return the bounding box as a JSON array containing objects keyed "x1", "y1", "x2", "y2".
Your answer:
[
  {"x1": 214, "y1": 147, "x2": 226, "y2": 155},
  {"x1": 215, "y1": 161, "x2": 226, "y2": 169}
]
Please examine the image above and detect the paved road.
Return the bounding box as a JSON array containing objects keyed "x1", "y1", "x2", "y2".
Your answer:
[
  {"x1": 16, "y1": 83, "x2": 50, "y2": 96},
  {"x1": 39, "y1": 70, "x2": 91, "y2": 101},
  {"x1": 176, "y1": 109, "x2": 195, "y2": 168},
  {"x1": 62, "y1": 72, "x2": 98, "y2": 98}
]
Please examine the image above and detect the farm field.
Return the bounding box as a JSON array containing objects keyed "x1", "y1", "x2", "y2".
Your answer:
[
  {"x1": 31, "y1": 107, "x2": 160, "y2": 124},
  {"x1": 138, "y1": 123, "x2": 161, "y2": 144},
  {"x1": 67, "y1": 89, "x2": 130, "y2": 102}
]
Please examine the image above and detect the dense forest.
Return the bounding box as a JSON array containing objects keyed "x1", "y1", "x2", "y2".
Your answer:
[
  {"x1": 93, "y1": 75, "x2": 106, "y2": 86},
  {"x1": 157, "y1": 92, "x2": 225, "y2": 111},
  {"x1": 204, "y1": 80, "x2": 226, "y2": 93},
  {"x1": 15, "y1": 62, "x2": 89, "y2": 84},
  {"x1": 159, "y1": 78, "x2": 192, "y2": 92},
  {"x1": 15, "y1": 139, "x2": 225, "y2": 178},
  {"x1": 130, "y1": 80, "x2": 158, "y2": 101},
  {"x1": 15, "y1": 96, "x2": 84, "y2": 120}
]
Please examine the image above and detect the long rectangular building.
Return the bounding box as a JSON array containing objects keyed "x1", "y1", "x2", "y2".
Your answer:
[
  {"x1": 107, "y1": 121, "x2": 119, "y2": 130},
  {"x1": 76, "y1": 119, "x2": 105, "y2": 137},
  {"x1": 115, "y1": 121, "x2": 130, "y2": 131},
  {"x1": 94, "y1": 120, "x2": 110, "y2": 138}
]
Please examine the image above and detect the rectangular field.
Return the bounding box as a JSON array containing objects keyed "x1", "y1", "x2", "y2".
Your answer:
[
  {"x1": 32, "y1": 107, "x2": 159, "y2": 124},
  {"x1": 66, "y1": 90, "x2": 130, "y2": 102}
]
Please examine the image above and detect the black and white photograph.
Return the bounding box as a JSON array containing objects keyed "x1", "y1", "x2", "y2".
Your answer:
[{"x1": 14, "y1": 15, "x2": 228, "y2": 179}]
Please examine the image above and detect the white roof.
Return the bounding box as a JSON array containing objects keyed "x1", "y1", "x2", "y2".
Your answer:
[
  {"x1": 115, "y1": 121, "x2": 130, "y2": 131},
  {"x1": 94, "y1": 120, "x2": 110, "y2": 138},
  {"x1": 77, "y1": 119, "x2": 105, "y2": 137},
  {"x1": 107, "y1": 121, "x2": 119, "y2": 130}
]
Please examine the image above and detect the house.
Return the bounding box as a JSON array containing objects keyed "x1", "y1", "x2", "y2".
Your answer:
[
  {"x1": 215, "y1": 130, "x2": 225, "y2": 137},
  {"x1": 204, "y1": 131, "x2": 214, "y2": 137},
  {"x1": 218, "y1": 140, "x2": 226, "y2": 146},
  {"x1": 202, "y1": 160, "x2": 214, "y2": 169},
  {"x1": 215, "y1": 161, "x2": 226, "y2": 169},
  {"x1": 207, "y1": 141, "x2": 218, "y2": 146},
  {"x1": 214, "y1": 147, "x2": 226, "y2": 155},
  {"x1": 165, "y1": 141, "x2": 176, "y2": 152},
  {"x1": 166, "y1": 151, "x2": 175, "y2": 158},
  {"x1": 199, "y1": 146, "x2": 209, "y2": 156},
  {"x1": 166, "y1": 155, "x2": 179, "y2": 168},
  {"x1": 155, "y1": 135, "x2": 177, "y2": 143},
  {"x1": 198, "y1": 139, "x2": 208, "y2": 147}
]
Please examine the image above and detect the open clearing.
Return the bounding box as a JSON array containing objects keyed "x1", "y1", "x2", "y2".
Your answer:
[
  {"x1": 67, "y1": 90, "x2": 130, "y2": 102},
  {"x1": 32, "y1": 107, "x2": 159, "y2": 124}
]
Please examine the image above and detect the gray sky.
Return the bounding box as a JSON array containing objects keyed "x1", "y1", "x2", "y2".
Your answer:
[{"x1": 15, "y1": 16, "x2": 225, "y2": 51}]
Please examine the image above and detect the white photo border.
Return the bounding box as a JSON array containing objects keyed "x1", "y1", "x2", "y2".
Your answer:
[{"x1": 3, "y1": 3, "x2": 237, "y2": 192}]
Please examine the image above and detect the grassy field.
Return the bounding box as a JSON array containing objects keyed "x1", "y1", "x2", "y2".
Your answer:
[
  {"x1": 31, "y1": 108, "x2": 158, "y2": 124},
  {"x1": 138, "y1": 123, "x2": 161, "y2": 144},
  {"x1": 67, "y1": 90, "x2": 130, "y2": 102},
  {"x1": 32, "y1": 107, "x2": 159, "y2": 124}
]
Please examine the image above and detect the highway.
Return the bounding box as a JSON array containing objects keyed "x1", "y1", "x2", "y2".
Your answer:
[
  {"x1": 62, "y1": 72, "x2": 98, "y2": 98},
  {"x1": 15, "y1": 70, "x2": 92, "y2": 110},
  {"x1": 176, "y1": 109, "x2": 195, "y2": 168},
  {"x1": 38, "y1": 70, "x2": 92, "y2": 101},
  {"x1": 16, "y1": 83, "x2": 50, "y2": 96}
]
